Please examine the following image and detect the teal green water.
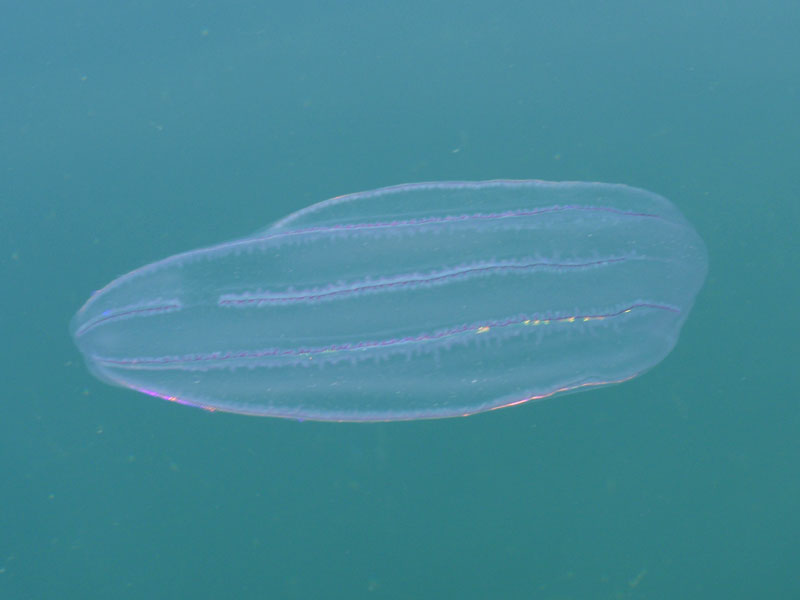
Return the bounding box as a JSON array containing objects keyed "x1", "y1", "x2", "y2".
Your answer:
[{"x1": 2, "y1": 1, "x2": 797, "y2": 598}]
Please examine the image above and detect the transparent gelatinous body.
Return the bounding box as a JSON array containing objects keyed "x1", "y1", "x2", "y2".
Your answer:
[{"x1": 71, "y1": 180, "x2": 708, "y2": 421}]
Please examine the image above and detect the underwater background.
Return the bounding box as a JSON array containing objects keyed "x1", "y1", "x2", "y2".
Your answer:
[{"x1": 2, "y1": 1, "x2": 798, "y2": 598}]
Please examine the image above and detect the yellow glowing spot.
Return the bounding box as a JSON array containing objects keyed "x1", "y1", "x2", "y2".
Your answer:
[
  {"x1": 476, "y1": 326, "x2": 490, "y2": 334},
  {"x1": 566, "y1": 317, "x2": 575, "y2": 323},
  {"x1": 523, "y1": 319, "x2": 531, "y2": 325},
  {"x1": 533, "y1": 319, "x2": 541, "y2": 325}
]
